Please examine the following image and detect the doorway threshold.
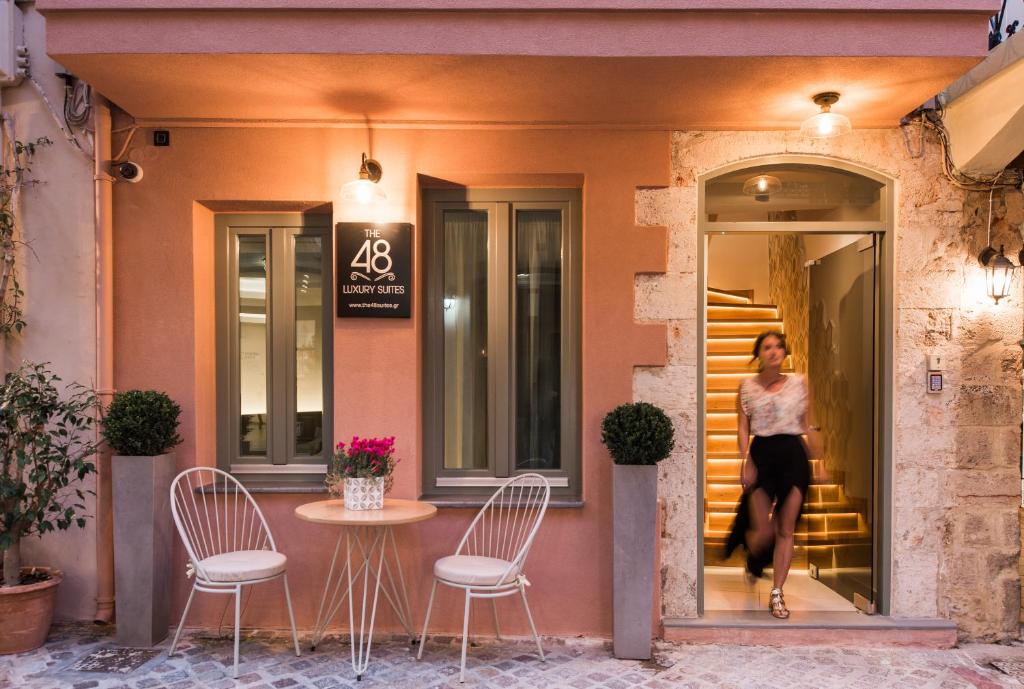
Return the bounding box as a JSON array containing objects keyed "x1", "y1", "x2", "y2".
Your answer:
[{"x1": 663, "y1": 612, "x2": 956, "y2": 648}]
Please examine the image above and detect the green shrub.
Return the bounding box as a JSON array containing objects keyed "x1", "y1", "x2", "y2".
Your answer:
[
  {"x1": 102, "y1": 390, "x2": 182, "y2": 456},
  {"x1": 600, "y1": 402, "x2": 675, "y2": 465},
  {"x1": 0, "y1": 362, "x2": 100, "y2": 586}
]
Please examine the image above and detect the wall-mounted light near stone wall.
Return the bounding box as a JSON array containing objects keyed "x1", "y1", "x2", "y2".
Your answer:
[
  {"x1": 978, "y1": 244, "x2": 1016, "y2": 303},
  {"x1": 977, "y1": 184, "x2": 1018, "y2": 303}
]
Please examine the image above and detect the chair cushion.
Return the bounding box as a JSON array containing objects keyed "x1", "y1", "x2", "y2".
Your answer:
[
  {"x1": 434, "y1": 555, "x2": 519, "y2": 586},
  {"x1": 199, "y1": 550, "x2": 287, "y2": 583}
]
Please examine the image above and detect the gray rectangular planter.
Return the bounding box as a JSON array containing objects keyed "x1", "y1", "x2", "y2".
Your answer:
[
  {"x1": 612, "y1": 463, "x2": 658, "y2": 660},
  {"x1": 113, "y1": 453, "x2": 175, "y2": 647}
]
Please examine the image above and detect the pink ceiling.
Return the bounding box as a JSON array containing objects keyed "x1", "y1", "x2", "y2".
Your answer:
[
  {"x1": 40, "y1": 3, "x2": 994, "y2": 128},
  {"x1": 58, "y1": 54, "x2": 980, "y2": 129}
]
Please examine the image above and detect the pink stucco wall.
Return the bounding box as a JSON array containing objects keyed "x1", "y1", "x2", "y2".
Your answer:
[{"x1": 112, "y1": 127, "x2": 669, "y2": 636}]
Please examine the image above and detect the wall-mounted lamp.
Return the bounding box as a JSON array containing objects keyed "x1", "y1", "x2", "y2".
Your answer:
[
  {"x1": 978, "y1": 178, "x2": 1017, "y2": 303},
  {"x1": 800, "y1": 92, "x2": 852, "y2": 140},
  {"x1": 742, "y1": 174, "x2": 782, "y2": 202},
  {"x1": 341, "y1": 153, "x2": 386, "y2": 205},
  {"x1": 979, "y1": 245, "x2": 1016, "y2": 303}
]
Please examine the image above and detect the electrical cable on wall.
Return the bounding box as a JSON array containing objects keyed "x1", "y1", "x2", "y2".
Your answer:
[
  {"x1": 26, "y1": 76, "x2": 92, "y2": 159},
  {"x1": 112, "y1": 126, "x2": 137, "y2": 162},
  {"x1": 900, "y1": 102, "x2": 1023, "y2": 192},
  {"x1": 9, "y1": 11, "x2": 93, "y2": 159},
  {"x1": 60, "y1": 73, "x2": 91, "y2": 130}
]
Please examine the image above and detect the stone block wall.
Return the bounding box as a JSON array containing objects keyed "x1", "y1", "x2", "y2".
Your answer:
[
  {"x1": 767, "y1": 233, "x2": 809, "y2": 374},
  {"x1": 634, "y1": 129, "x2": 1023, "y2": 640}
]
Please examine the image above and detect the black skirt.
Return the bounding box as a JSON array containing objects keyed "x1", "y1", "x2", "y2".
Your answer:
[{"x1": 723, "y1": 434, "x2": 810, "y2": 566}]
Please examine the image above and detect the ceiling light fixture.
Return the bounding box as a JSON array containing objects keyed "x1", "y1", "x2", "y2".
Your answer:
[
  {"x1": 800, "y1": 92, "x2": 852, "y2": 140},
  {"x1": 341, "y1": 153, "x2": 386, "y2": 205},
  {"x1": 742, "y1": 174, "x2": 782, "y2": 202}
]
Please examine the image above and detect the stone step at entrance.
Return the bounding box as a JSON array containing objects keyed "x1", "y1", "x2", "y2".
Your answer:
[{"x1": 663, "y1": 612, "x2": 956, "y2": 647}]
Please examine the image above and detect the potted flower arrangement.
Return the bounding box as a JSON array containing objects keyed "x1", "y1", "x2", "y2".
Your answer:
[
  {"x1": 101, "y1": 389, "x2": 181, "y2": 646},
  {"x1": 0, "y1": 362, "x2": 100, "y2": 654},
  {"x1": 600, "y1": 401, "x2": 675, "y2": 661},
  {"x1": 326, "y1": 436, "x2": 398, "y2": 510}
]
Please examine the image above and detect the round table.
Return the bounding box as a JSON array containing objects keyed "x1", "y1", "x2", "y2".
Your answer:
[{"x1": 295, "y1": 498, "x2": 437, "y2": 680}]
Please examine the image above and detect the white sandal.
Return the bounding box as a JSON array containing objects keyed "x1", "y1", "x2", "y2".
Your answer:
[{"x1": 769, "y1": 588, "x2": 790, "y2": 619}]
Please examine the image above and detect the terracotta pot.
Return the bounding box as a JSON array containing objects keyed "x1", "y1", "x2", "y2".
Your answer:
[{"x1": 0, "y1": 568, "x2": 63, "y2": 654}]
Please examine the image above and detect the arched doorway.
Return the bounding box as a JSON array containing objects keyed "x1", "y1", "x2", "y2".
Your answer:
[{"x1": 696, "y1": 156, "x2": 894, "y2": 616}]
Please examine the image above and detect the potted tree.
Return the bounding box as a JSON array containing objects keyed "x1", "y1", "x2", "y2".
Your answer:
[
  {"x1": 102, "y1": 390, "x2": 181, "y2": 646},
  {"x1": 0, "y1": 362, "x2": 100, "y2": 654},
  {"x1": 601, "y1": 401, "x2": 675, "y2": 661}
]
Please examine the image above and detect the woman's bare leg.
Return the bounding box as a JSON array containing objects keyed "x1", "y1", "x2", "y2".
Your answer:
[
  {"x1": 746, "y1": 488, "x2": 774, "y2": 557},
  {"x1": 772, "y1": 487, "x2": 804, "y2": 589}
]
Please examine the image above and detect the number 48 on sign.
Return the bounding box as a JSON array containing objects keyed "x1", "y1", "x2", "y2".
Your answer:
[{"x1": 336, "y1": 222, "x2": 412, "y2": 318}]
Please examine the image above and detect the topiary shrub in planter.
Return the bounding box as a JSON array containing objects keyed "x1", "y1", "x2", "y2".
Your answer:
[
  {"x1": 102, "y1": 390, "x2": 182, "y2": 456},
  {"x1": 601, "y1": 401, "x2": 675, "y2": 466},
  {"x1": 601, "y1": 401, "x2": 674, "y2": 661},
  {"x1": 102, "y1": 390, "x2": 181, "y2": 646},
  {"x1": 0, "y1": 362, "x2": 100, "y2": 654}
]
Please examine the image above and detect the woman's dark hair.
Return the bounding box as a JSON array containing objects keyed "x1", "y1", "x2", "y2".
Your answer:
[{"x1": 750, "y1": 330, "x2": 788, "y2": 363}]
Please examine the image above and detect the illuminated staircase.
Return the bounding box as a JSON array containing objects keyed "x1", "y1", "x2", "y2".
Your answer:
[{"x1": 703, "y1": 287, "x2": 871, "y2": 567}]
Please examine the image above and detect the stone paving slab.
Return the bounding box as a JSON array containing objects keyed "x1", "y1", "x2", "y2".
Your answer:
[{"x1": 1, "y1": 624, "x2": 1023, "y2": 689}]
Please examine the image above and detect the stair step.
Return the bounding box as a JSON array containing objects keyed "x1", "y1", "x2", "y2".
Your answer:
[
  {"x1": 707, "y1": 305, "x2": 779, "y2": 320},
  {"x1": 706, "y1": 501, "x2": 856, "y2": 513},
  {"x1": 706, "y1": 483, "x2": 846, "y2": 504},
  {"x1": 707, "y1": 392, "x2": 738, "y2": 411},
  {"x1": 707, "y1": 356, "x2": 756, "y2": 372},
  {"x1": 708, "y1": 337, "x2": 758, "y2": 355},
  {"x1": 706, "y1": 412, "x2": 738, "y2": 431},
  {"x1": 707, "y1": 355, "x2": 793, "y2": 372},
  {"x1": 707, "y1": 373, "x2": 751, "y2": 392},
  {"x1": 704, "y1": 529, "x2": 871, "y2": 546},
  {"x1": 708, "y1": 320, "x2": 784, "y2": 337},
  {"x1": 706, "y1": 370, "x2": 798, "y2": 392},
  {"x1": 707, "y1": 288, "x2": 753, "y2": 305},
  {"x1": 707, "y1": 511, "x2": 863, "y2": 533},
  {"x1": 705, "y1": 457, "x2": 827, "y2": 480},
  {"x1": 706, "y1": 434, "x2": 738, "y2": 453}
]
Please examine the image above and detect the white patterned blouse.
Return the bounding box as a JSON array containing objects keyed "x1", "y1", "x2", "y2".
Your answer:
[{"x1": 738, "y1": 374, "x2": 808, "y2": 437}]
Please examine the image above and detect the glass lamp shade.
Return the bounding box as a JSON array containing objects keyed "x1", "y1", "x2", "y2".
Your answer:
[
  {"x1": 742, "y1": 174, "x2": 782, "y2": 200},
  {"x1": 341, "y1": 178, "x2": 387, "y2": 205},
  {"x1": 985, "y1": 247, "x2": 1016, "y2": 303},
  {"x1": 800, "y1": 111, "x2": 852, "y2": 140}
]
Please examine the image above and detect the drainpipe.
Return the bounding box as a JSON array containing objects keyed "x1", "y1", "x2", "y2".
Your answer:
[{"x1": 92, "y1": 95, "x2": 115, "y2": 624}]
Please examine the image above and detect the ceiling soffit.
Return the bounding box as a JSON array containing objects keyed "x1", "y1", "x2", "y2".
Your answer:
[{"x1": 39, "y1": 5, "x2": 995, "y2": 127}]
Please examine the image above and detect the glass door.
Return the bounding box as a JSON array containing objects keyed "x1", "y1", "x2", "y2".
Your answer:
[{"x1": 807, "y1": 235, "x2": 877, "y2": 611}]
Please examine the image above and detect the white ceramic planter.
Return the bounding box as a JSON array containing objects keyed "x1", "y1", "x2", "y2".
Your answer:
[{"x1": 344, "y1": 477, "x2": 385, "y2": 510}]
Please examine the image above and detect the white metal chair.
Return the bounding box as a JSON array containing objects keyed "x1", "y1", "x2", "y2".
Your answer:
[
  {"x1": 168, "y1": 467, "x2": 300, "y2": 678},
  {"x1": 417, "y1": 473, "x2": 551, "y2": 682}
]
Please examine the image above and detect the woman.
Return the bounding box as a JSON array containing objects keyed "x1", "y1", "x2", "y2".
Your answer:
[{"x1": 729, "y1": 330, "x2": 821, "y2": 619}]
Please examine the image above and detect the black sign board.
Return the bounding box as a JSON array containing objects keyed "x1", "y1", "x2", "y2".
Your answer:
[{"x1": 336, "y1": 222, "x2": 412, "y2": 318}]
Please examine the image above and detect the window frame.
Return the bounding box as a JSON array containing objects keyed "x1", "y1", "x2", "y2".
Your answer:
[
  {"x1": 214, "y1": 213, "x2": 334, "y2": 480},
  {"x1": 422, "y1": 189, "x2": 582, "y2": 498}
]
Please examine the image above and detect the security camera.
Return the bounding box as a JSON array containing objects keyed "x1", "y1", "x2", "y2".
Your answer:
[{"x1": 113, "y1": 161, "x2": 144, "y2": 183}]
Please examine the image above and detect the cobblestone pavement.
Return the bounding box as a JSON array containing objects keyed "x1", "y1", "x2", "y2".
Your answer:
[{"x1": 3, "y1": 623, "x2": 1024, "y2": 689}]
